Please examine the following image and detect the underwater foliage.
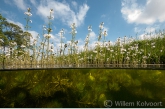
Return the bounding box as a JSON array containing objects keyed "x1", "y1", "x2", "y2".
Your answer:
[{"x1": 0, "y1": 69, "x2": 165, "y2": 108}]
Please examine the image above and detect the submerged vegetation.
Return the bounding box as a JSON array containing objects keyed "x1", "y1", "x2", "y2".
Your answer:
[
  {"x1": 0, "y1": 69, "x2": 165, "y2": 108},
  {"x1": 0, "y1": 8, "x2": 165, "y2": 69}
]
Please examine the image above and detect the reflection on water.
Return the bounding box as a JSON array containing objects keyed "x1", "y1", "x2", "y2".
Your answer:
[
  {"x1": 1, "y1": 64, "x2": 165, "y2": 69},
  {"x1": 0, "y1": 69, "x2": 165, "y2": 108}
]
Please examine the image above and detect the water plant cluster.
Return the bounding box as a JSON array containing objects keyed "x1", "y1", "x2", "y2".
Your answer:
[
  {"x1": 0, "y1": 8, "x2": 165, "y2": 69},
  {"x1": 0, "y1": 69, "x2": 164, "y2": 108}
]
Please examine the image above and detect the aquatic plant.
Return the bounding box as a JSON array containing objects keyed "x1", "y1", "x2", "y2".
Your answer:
[{"x1": 0, "y1": 8, "x2": 165, "y2": 69}]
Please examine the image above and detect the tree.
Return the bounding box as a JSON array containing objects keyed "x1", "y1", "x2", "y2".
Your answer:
[
  {"x1": 0, "y1": 14, "x2": 9, "y2": 69},
  {"x1": 0, "y1": 14, "x2": 32, "y2": 58},
  {"x1": 0, "y1": 14, "x2": 9, "y2": 54},
  {"x1": 3, "y1": 22, "x2": 23, "y2": 58}
]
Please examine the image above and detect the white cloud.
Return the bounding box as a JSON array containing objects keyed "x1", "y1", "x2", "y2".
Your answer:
[
  {"x1": 121, "y1": 0, "x2": 165, "y2": 24},
  {"x1": 13, "y1": 0, "x2": 27, "y2": 11},
  {"x1": 29, "y1": 30, "x2": 40, "y2": 43},
  {"x1": 134, "y1": 25, "x2": 160, "y2": 33},
  {"x1": 4, "y1": 0, "x2": 13, "y2": 6},
  {"x1": 29, "y1": 31, "x2": 39, "y2": 39},
  {"x1": 135, "y1": 25, "x2": 160, "y2": 40},
  {"x1": 4, "y1": 0, "x2": 27, "y2": 11},
  {"x1": 0, "y1": 8, "x2": 19, "y2": 21},
  {"x1": 30, "y1": 0, "x2": 37, "y2": 6},
  {"x1": 71, "y1": 1, "x2": 78, "y2": 9},
  {"x1": 76, "y1": 4, "x2": 89, "y2": 26},
  {"x1": 36, "y1": 0, "x2": 89, "y2": 27},
  {"x1": 50, "y1": 34, "x2": 60, "y2": 44},
  {"x1": 89, "y1": 40, "x2": 97, "y2": 50},
  {"x1": 138, "y1": 33, "x2": 155, "y2": 40},
  {"x1": 90, "y1": 31, "x2": 97, "y2": 40},
  {"x1": 7, "y1": 19, "x2": 24, "y2": 30}
]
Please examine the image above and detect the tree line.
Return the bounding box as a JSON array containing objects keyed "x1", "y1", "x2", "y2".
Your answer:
[{"x1": 0, "y1": 14, "x2": 31, "y2": 57}]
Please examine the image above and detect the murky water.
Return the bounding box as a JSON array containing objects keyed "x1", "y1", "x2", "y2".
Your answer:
[{"x1": 0, "y1": 69, "x2": 164, "y2": 108}]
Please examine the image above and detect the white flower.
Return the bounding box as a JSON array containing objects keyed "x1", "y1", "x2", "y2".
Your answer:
[
  {"x1": 24, "y1": 12, "x2": 32, "y2": 16},
  {"x1": 50, "y1": 9, "x2": 53, "y2": 13},
  {"x1": 139, "y1": 52, "x2": 142, "y2": 54},
  {"x1": 71, "y1": 29, "x2": 77, "y2": 34},
  {"x1": 126, "y1": 56, "x2": 130, "y2": 60},
  {"x1": 143, "y1": 56, "x2": 147, "y2": 59},
  {"x1": 33, "y1": 40, "x2": 37, "y2": 45},
  {"x1": 50, "y1": 44, "x2": 54, "y2": 49},
  {"x1": 99, "y1": 25, "x2": 103, "y2": 29},
  {"x1": 124, "y1": 36, "x2": 127, "y2": 40},
  {"x1": 5, "y1": 53, "x2": 10, "y2": 57},
  {"x1": 60, "y1": 29, "x2": 65, "y2": 37},
  {"x1": 121, "y1": 52, "x2": 124, "y2": 54},
  {"x1": 75, "y1": 40, "x2": 78, "y2": 45},
  {"x1": 41, "y1": 42, "x2": 45, "y2": 45},
  {"x1": 60, "y1": 29, "x2": 64, "y2": 34},
  {"x1": 48, "y1": 15, "x2": 54, "y2": 19},
  {"x1": 21, "y1": 45, "x2": 26, "y2": 48},
  {"x1": 88, "y1": 25, "x2": 92, "y2": 32},
  {"x1": 100, "y1": 44, "x2": 104, "y2": 47},
  {"x1": 85, "y1": 36, "x2": 89, "y2": 42},
  {"x1": 95, "y1": 41, "x2": 101, "y2": 46},
  {"x1": 151, "y1": 42, "x2": 155, "y2": 46},
  {"x1": 70, "y1": 23, "x2": 76, "y2": 29},
  {"x1": 110, "y1": 50, "x2": 114, "y2": 52},
  {"x1": 117, "y1": 37, "x2": 121, "y2": 42},
  {"x1": 29, "y1": 20, "x2": 32, "y2": 23},
  {"x1": 44, "y1": 34, "x2": 52, "y2": 38},
  {"x1": 121, "y1": 48, "x2": 126, "y2": 52},
  {"x1": 133, "y1": 53, "x2": 137, "y2": 56},
  {"x1": 11, "y1": 42, "x2": 17, "y2": 46},
  {"x1": 49, "y1": 49, "x2": 54, "y2": 52},
  {"x1": 99, "y1": 22, "x2": 104, "y2": 29},
  {"x1": 103, "y1": 31, "x2": 108, "y2": 36},
  {"x1": 93, "y1": 50, "x2": 97, "y2": 53}
]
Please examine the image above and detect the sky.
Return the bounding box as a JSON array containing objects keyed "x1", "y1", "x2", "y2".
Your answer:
[{"x1": 0, "y1": 0, "x2": 165, "y2": 51}]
